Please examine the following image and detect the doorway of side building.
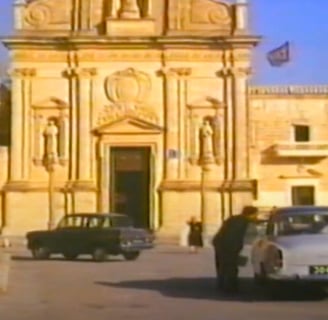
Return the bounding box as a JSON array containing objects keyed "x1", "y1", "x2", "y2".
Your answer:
[{"x1": 110, "y1": 147, "x2": 151, "y2": 229}]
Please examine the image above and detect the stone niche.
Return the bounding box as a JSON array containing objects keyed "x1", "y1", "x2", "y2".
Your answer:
[{"x1": 106, "y1": 0, "x2": 155, "y2": 36}]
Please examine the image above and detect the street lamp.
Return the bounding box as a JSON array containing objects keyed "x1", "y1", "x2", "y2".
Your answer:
[
  {"x1": 199, "y1": 120, "x2": 215, "y2": 246},
  {"x1": 43, "y1": 120, "x2": 59, "y2": 230}
]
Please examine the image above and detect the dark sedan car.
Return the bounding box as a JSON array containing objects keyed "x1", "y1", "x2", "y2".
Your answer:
[{"x1": 26, "y1": 213, "x2": 154, "y2": 262}]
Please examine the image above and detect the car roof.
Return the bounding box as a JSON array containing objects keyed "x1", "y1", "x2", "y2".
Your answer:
[
  {"x1": 274, "y1": 206, "x2": 328, "y2": 216},
  {"x1": 64, "y1": 213, "x2": 127, "y2": 218}
]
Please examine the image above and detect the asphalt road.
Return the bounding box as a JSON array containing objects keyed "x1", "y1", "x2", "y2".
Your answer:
[{"x1": 0, "y1": 246, "x2": 327, "y2": 320}]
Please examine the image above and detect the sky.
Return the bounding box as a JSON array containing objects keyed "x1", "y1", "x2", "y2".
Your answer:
[{"x1": 0, "y1": 0, "x2": 328, "y2": 85}]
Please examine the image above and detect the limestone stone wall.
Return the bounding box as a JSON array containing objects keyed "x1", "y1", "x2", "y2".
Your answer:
[{"x1": 249, "y1": 86, "x2": 328, "y2": 207}]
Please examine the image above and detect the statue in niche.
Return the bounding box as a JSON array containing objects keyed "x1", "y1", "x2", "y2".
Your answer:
[
  {"x1": 44, "y1": 119, "x2": 59, "y2": 161},
  {"x1": 119, "y1": 0, "x2": 141, "y2": 18},
  {"x1": 200, "y1": 119, "x2": 215, "y2": 162}
]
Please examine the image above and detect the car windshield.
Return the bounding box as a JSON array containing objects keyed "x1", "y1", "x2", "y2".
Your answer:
[
  {"x1": 111, "y1": 215, "x2": 133, "y2": 228},
  {"x1": 277, "y1": 212, "x2": 328, "y2": 236}
]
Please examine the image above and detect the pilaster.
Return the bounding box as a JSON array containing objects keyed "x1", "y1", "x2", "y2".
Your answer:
[
  {"x1": 63, "y1": 67, "x2": 78, "y2": 181},
  {"x1": 161, "y1": 68, "x2": 179, "y2": 180},
  {"x1": 231, "y1": 67, "x2": 251, "y2": 180},
  {"x1": 9, "y1": 68, "x2": 25, "y2": 181},
  {"x1": 77, "y1": 68, "x2": 97, "y2": 182},
  {"x1": 218, "y1": 67, "x2": 233, "y2": 180}
]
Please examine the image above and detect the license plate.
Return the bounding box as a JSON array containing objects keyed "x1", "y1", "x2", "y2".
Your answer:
[
  {"x1": 133, "y1": 240, "x2": 143, "y2": 243},
  {"x1": 309, "y1": 265, "x2": 328, "y2": 275}
]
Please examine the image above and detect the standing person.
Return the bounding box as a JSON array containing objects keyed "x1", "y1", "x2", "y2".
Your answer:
[
  {"x1": 212, "y1": 206, "x2": 258, "y2": 294},
  {"x1": 187, "y1": 216, "x2": 203, "y2": 253}
]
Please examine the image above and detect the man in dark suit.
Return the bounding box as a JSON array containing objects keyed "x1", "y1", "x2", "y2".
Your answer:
[{"x1": 212, "y1": 205, "x2": 258, "y2": 294}]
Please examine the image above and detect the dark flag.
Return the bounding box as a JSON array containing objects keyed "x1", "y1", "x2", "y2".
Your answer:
[{"x1": 267, "y1": 42, "x2": 290, "y2": 67}]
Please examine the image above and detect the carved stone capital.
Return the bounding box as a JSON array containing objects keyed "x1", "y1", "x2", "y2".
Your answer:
[
  {"x1": 230, "y1": 67, "x2": 252, "y2": 77},
  {"x1": 171, "y1": 67, "x2": 192, "y2": 77},
  {"x1": 10, "y1": 68, "x2": 36, "y2": 78},
  {"x1": 77, "y1": 68, "x2": 97, "y2": 78}
]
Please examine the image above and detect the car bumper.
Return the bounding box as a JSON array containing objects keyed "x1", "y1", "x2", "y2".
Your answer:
[
  {"x1": 269, "y1": 273, "x2": 328, "y2": 283},
  {"x1": 120, "y1": 242, "x2": 154, "y2": 252}
]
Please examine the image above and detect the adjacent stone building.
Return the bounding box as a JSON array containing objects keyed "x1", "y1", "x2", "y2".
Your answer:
[{"x1": 1, "y1": 0, "x2": 328, "y2": 239}]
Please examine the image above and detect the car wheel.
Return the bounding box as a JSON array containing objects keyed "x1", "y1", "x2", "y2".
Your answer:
[
  {"x1": 123, "y1": 251, "x2": 140, "y2": 261},
  {"x1": 31, "y1": 246, "x2": 51, "y2": 260},
  {"x1": 63, "y1": 252, "x2": 79, "y2": 260},
  {"x1": 92, "y1": 247, "x2": 107, "y2": 262}
]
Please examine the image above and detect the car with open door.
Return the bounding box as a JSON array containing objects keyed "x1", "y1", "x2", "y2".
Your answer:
[{"x1": 26, "y1": 213, "x2": 154, "y2": 262}]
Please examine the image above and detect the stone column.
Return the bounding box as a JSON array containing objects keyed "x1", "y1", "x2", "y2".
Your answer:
[
  {"x1": 9, "y1": 69, "x2": 25, "y2": 181},
  {"x1": 161, "y1": 69, "x2": 179, "y2": 180},
  {"x1": 77, "y1": 68, "x2": 96, "y2": 182},
  {"x1": 234, "y1": 0, "x2": 248, "y2": 34},
  {"x1": 13, "y1": 0, "x2": 25, "y2": 30},
  {"x1": 232, "y1": 67, "x2": 250, "y2": 180}
]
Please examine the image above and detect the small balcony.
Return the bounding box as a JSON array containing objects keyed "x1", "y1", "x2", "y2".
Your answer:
[{"x1": 273, "y1": 141, "x2": 328, "y2": 157}]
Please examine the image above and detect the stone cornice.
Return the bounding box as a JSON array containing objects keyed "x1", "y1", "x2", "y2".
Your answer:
[
  {"x1": 159, "y1": 180, "x2": 256, "y2": 192},
  {"x1": 1, "y1": 35, "x2": 261, "y2": 50}
]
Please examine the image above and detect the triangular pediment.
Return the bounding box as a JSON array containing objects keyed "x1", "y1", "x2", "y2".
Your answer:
[
  {"x1": 32, "y1": 97, "x2": 68, "y2": 109},
  {"x1": 94, "y1": 115, "x2": 164, "y2": 135}
]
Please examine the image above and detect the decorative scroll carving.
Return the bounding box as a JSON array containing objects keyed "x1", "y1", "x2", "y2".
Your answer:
[
  {"x1": 168, "y1": 0, "x2": 232, "y2": 34},
  {"x1": 23, "y1": 0, "x2": 72, "y2": 30},
  {"x1": 190, "y1": 0, "x2": 230, "y2": 25},
  {"x1": 24, "y1": 1, "x2": 51, "y2": 28}
]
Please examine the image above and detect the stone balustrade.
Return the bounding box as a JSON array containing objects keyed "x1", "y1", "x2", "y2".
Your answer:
[{"x1": 249, "y1": 85, "x2": 328, "y2": 95}]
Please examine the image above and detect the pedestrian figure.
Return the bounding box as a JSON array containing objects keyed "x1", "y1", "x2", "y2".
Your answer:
[
  {"x1": 212, "y1": 206, "x2": 258, "y2": 294},
  {"x1": 187, "y1": 216, "x2": 203, "y2": 253}
]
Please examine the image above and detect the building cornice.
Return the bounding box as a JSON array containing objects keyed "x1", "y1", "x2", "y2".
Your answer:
[{"x1": 1, "y1": 35, "x2": 261, "y2": 50}]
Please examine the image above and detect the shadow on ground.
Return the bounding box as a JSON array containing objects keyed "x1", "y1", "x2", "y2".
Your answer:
[
  {"x1": 11, "y1": 255, "x2": 124, "y2": 263},
  {"x1": 96, "y1": 277, "x2": 327, "y2": 302}
]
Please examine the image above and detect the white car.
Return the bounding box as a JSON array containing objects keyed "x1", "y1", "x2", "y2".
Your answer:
[{"x1": 251, "y1": 206, "x2": 328, "y2": 292}]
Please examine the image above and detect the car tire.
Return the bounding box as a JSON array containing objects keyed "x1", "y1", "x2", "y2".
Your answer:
[
  {"x1": 63, "y1": 252, "x2": 79, "y2": 260},
  {"x1": 31, "y1": 246, "x2": 51, "y2": 260},
  {"x1": 123, "y1": 251, "x2": 140, "y2": 261},
  {"x1": 92, "y1": 247, "x2": 107, "y2": 262}
]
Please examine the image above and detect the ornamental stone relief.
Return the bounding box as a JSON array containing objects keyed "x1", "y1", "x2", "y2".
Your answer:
[
  {"x1": 24, "y1": 0, "x2": 71, "y2": 29},
  {"x1": 168, "y1": 0, "x2": 232, "y2": 34},
  {"x1": 99, "y1": 68, "x2": 158, "y2": 126}
]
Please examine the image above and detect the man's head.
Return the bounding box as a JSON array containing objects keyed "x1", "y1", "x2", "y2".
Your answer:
[{"x1": 241, "y1": 206, "x2": 258, "y2": 219}]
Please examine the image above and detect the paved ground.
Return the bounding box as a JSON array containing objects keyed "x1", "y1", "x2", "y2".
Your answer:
[{"x1": 0, "y1": 246, "x2": 327, "y2": 320}]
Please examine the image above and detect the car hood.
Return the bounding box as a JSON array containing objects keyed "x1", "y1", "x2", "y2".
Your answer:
[{"x1": 26, "y1": 230, "x2": 51, "y2": 239}]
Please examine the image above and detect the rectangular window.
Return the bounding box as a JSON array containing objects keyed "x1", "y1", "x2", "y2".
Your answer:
[
  {"x1": 291, "y1": 186, "x2": 315, "y2": 205},
  {"x1": 293, "y1": 125, "x2": 310, "y2": 142}
]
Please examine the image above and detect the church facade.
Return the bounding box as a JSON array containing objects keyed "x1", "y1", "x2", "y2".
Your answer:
[{"x1": 1, "y1": 0, "x2": 328, "y2": 238}]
